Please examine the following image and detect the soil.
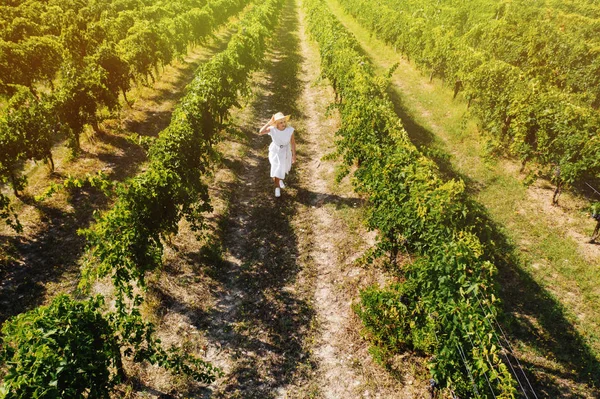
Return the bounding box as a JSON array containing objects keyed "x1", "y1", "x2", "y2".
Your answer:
[{"x1": 526, "y1": 182, "x2": 600, "y2": 262}]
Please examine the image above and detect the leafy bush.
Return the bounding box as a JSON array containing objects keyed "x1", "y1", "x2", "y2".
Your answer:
[
  {"x1": 0, "y1": 295, "x2": 122, "y2": 398},
  {"x1": 0, "y1": 0, "x2": 248, "y2": 230},
  {"x1": 82, "y1": 0, "x2": 283, "y2": 303},
  {"x1": 0, "y1": 295, "x2": 222, "y2": 398},
  {"x1": 338, "y1": 0, "x2": 600, "y2": 200},
  {"x1": 1, "y1": 0, "x2": 287, "y2": 396}
]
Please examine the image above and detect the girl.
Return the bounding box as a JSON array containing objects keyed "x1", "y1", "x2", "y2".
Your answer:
[{"x1": 259, "y1": 112, "x2": 296, "y2": 197}]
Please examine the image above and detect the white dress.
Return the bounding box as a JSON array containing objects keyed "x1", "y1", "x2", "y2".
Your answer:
[{"x1": 268, "y1": 126, "x2": 294, "y2": 179}]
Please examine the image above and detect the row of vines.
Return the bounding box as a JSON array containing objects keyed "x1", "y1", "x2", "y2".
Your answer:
[
  {"x1": 0, "y1": 0, "x2": 284, "y2": 395},
  {"x1": 304, "y1": 0, "x2": 519, "y2": 397},
  {"x1": 337, "y1": 0, "x2": 600, "y2": 206},
  {"x1": 0, "y1": 0, "x2": 246, "y2": 231}
]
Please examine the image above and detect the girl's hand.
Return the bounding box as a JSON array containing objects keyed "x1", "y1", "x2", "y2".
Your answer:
[{"x1": 292, "y1": 154, "x2": 296, "y2": 164}]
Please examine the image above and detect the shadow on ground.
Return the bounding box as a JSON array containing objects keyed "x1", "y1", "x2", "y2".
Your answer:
[{"x1": 210, "y1": 1, "x2": 315, "y2": 395}]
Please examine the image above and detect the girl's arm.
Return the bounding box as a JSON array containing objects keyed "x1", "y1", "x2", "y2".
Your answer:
[
  {"x1": 291, "y1": 132, "x2": 296, "y2": 163},
  {"x1": 259, "y1": 116, "x2": 275, "y2": 135}
]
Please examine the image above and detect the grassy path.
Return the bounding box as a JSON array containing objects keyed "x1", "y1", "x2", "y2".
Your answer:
[
  {"x1": 325, "y1": 0, "x2": 600, "y2": 396},
  {"x1": 0, "y1": 16, "x2": 244, "y2": 324}
]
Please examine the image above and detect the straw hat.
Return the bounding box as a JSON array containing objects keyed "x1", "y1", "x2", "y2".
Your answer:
[{"x1": 271, "y1": 112, "x2": 290, "y2": 124}]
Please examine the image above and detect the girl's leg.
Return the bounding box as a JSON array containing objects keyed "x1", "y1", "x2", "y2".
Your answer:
[{"x1": 273, "y1": 177, "x2": 281, "y2": 197}]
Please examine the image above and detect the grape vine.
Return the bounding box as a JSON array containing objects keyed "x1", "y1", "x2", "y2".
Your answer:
[
  {"x1": 0, "y1": 0, "x2": 248, "y2": 231},
  {"x1": 337, "y1": 0, "x2": 600, "y2": 205}
]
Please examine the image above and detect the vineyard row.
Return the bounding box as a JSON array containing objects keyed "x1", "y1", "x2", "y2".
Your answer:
[
  {"x1": 338, "y1": 0, "x2": 600, "y2": 206},
  {"x1": 0, "y1": 0, "x2": 247, "y2": 231}
]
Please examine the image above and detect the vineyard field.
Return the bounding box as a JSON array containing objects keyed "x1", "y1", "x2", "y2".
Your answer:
[{"x1": 1, "y1": 0, "x2": 599, "y2": 397}]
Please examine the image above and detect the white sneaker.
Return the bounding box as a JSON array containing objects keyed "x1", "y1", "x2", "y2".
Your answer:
[
  {"x1": 279, "y1": 180, "x2": 285, "y2": 189},
  {"x1": 275, "y1": 187, "x2": 281, "y2": 197}
]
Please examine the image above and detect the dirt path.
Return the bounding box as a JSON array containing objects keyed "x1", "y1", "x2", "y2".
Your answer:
[
  {"x1": 294, "y1": 2, "x2": 429, "y2": 398},
  {"x1": 150, "y1": 0, "x2": 430, "y2": 397},
  {"x1": 0, "y1": 19, "x2": 242, "y2": 324},
  {"x1": 185, "y1": 2, "x2": 317, "y2": 396}
]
